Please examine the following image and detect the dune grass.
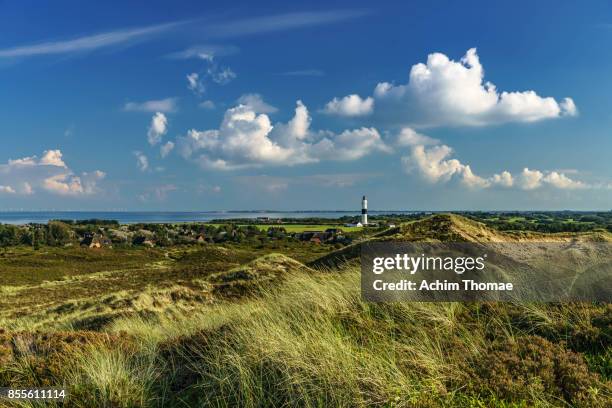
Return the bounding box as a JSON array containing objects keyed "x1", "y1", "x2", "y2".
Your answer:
[
  {"x1": 85, "y1": 266, "x2": 608, "y2": 407},
  {"x1": 0, "y1": 261, "x2": 609, "y2": 407}
]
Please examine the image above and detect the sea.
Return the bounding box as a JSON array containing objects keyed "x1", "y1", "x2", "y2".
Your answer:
[{"x1": 0, "y1": 211, "x2": 417, "y2": 225}]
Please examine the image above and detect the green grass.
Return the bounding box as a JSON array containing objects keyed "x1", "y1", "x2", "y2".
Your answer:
[
  {"x1": 2, "y1": 263, "x2": 607, "y2": 407},
  {"x1": 0, "y1": 246, "x2": 164, "y2": 286},
  {"x1": 0, "y1": 242, "x2": 335, "y2": 331},
  {"x1": 208, "y1": 223, "x2": 363, "y2": 233}
]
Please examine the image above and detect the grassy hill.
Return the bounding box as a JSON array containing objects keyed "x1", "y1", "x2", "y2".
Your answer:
[
  {"x1": 0, "y1": 215, "x2": 610, "y2": 407},
  {"x1": 312, "y1": 214, "x2": 612, "y2": 269}
]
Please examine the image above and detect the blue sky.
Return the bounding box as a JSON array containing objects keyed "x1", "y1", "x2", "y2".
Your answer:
[{"x1": 1, "y1": 0, "x2": 611, "y2": 211}]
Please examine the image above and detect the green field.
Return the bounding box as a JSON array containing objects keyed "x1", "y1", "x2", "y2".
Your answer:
[{"x1": 208, "y1": 223, "x2": 364, "y2": 232}]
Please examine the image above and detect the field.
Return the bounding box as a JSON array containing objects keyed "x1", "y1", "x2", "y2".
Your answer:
[
  {"x1": 208, "y1": 223, "x2": 364, "y2": 232},
  {"x1": 0, "y1": 214, "x2": 610, "y2": 407}
]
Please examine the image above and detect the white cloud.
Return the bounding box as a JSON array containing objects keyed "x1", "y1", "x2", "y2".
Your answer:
[
  {"x1": 543, "y1": 171, "x2": 585, "y2": 189},
  {"x1": 124, "y1": 97, "x2": 178, "y2": 113},
  {"x1": 0, "y1": 185, "x2": 16, "y2": 194},
  {"x1": 42, "y1": 172, "x2": 105, "y2": 196},
  {"x1": 39, "y1": 149, "x2": 68, "y2": 167},
  {"x1": 167, "y1": 45, "x2": 240, "y2": 60},
  {"x1": 203, "y1": 10, "x2": 369, "y2": 38},
  {"x1": 490, "y1": 171, "x2": 514, "y2": 187},
  {"x1": 0, "y1": 150, "x2": 105, "y2": 196},
  {"x1": 210, "y1": 67, "x2": 236, "y2": 84},
  {"x1": 519, "y1": 168, "x2": 544, "y2": 190},
  {"x1": 396, "y1": 128, "x2": 440, "y2": 146},
  {"x1": 518, "y1": 168, "x2": 586, "y2": 190},
  {"x1": 134, "y1": 151, "x2": 149, "y2": 172},
  {"x1": 147, "y1": 112, "x2": 168, "y2": 145},
  {"x1": 400, "y1": 127, "x2": 586, "y2": 190},
  {"x1": 341, "y1": 48, "x2": 578, "y2": 127},
  {"x1": 187, "y1": 73, "x2": 205, "y2": 96},
  {"x1": 323, "y1": 94, "x2": 374, "y2": 116},
  {"x1": 177, "y1": 100, "x2": 390, "y2": 170},
  {"x1": 312, "y1": 127, "x2": 390, "y2": 161},
  {"x1": 185, "y1": 54, "x2": 235, "y2": 98},
  {"x1": 237, "y1": 94, "x2": 278, "y2": 113},
  {"x1": 0, "y1": 21, "x2": 183, "y2": 59},
  {"x1": 160, "y1": 141, "x2": 175, "y2": 158},
  {"x1": 199, "y1": 100, "x2": 216, "y2": 109},
  {"x1": 559, "y1": 98, "x2": 578, "y2": 116}
]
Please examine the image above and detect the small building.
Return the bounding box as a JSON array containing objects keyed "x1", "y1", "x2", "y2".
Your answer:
[
  {"x1": 344, "y1": 222, "x2": 363, "y2": 228},
  {"x1": 310, "y1": 236, "x2": 322, "y2": 244},
  {"x1": 80, "y1": 233, "x2": 112, "y2": 249},
  {"x1": 298, "y1": 230, "x2": 337, "y2": 243}
]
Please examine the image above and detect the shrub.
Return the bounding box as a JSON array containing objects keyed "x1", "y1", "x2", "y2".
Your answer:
[{"x1": 462, "y1": 336, "x2": 610, "y2": 407}]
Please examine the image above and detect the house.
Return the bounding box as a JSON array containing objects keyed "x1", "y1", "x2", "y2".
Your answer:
[
  {"x1": 80, "y1": 233, "x2": 112, "y2": 249},
  {"x1": 325, "y1": 228, "x2": 344, "y2": 235},
  {"x1": 298, "y1": 230, "x2": 337, "y2": 243},
  {"x1": 344, "y1": 222, "x2": 363, "y2": 228}
]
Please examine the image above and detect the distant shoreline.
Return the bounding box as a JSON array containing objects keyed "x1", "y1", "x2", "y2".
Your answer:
[
  {"x1": 0, "y1": 209, "x2": 608, "y2": 226},
  {"x1": 0, "y1": 210, "x2": 416, "y2": 225}
]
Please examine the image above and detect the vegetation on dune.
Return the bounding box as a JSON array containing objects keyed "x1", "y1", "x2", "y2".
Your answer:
[
  {"x1": 1, "y1": 265, "x2": 609, "y2": 407},
  {"x1": 0, "y1": 213, "x2": 610, "y2": 407}
]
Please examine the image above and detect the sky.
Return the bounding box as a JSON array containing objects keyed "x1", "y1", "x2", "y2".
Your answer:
[{"x1": 1, "y1": 0, "x2": 611, "y2": 211}]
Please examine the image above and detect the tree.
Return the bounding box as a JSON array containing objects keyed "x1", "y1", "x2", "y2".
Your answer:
[{"x1": 46, "y1": 221, "x2": 73, "y2": 246}]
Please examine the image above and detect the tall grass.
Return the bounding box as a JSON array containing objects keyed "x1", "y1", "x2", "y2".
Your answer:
[
  {"x1": 2, "y1": 263, "x2": 608, "y2": 407},
  {"x1": 106, "y1": 267, "x2": 509, "y2": 406}
]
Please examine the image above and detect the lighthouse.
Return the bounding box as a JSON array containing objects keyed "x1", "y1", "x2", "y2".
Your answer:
[{"x1": 361, "y1": 195, "x2": 368, "y2": 225}]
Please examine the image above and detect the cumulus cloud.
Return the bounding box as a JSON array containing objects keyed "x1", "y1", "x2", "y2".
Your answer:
[
  {"x1": 336, "y1": 48, "x2": 576, "y2": 127},
  {"x1": 147, "y1": 112, "x2": 168, "y2": 145},
  {"x1": 42, "y1": 171, "x2": 106, "y2": 196},
  {"x1": 518, "y1": 168, "x2": 586, "y2": 190},
  {"x1": 0, "y1": 150, "x2": 105, "y2": 196},
  {"x1": 399, "y1": 127, "x2": 586, "y2": 190},
  {"x1": 323, "y1": 94, "x2": 374, "y2": 116},
  {"x1": 187, "y1": 73, "x2": 205, "y2": 96},
  {"x1": 124, "y1": 97, "x2": 177, "y2": 113},
  {"x1": 160, "y1": 141, "x2": 175, "y2": 158},
  {"x1": 177, "y1": 100, "x2": 390, "y2": 170},
  {"x1": 237, "y1": 93, "x2": 278, "y2": 113},
  {"x1": 396, "y1": 128, "x2": 440, "y2": 147},
  {"x1": 39, "y1": 149, "x2": 67, "y2": 167}
]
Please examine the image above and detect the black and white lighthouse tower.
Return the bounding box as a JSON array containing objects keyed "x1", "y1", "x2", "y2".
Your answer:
[{"x1": 361, "y1": 195, "x2": 368, "y2": 225}]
